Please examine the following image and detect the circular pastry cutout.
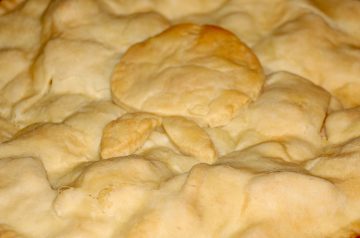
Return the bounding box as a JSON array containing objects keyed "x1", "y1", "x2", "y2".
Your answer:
[{"x1": 111, "y1": 24, "x2": 264, "y2": 127}]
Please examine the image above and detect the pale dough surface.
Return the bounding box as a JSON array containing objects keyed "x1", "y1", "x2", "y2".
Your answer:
[{"x1": 0, "y1": 0, "x2": 360, "y2": 238}]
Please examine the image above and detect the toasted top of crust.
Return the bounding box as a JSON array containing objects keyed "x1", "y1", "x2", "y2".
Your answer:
[{"x1": 111, "y1": 24, "x2": 264, "y2": 127}]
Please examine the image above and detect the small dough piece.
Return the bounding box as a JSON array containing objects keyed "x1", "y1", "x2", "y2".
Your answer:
[
  {"x1": 101, "y1": 113, "x2": 161, "y2": 159},
  {"x1": 163, "y1": 116, "x2": 217, "y2": 164},
  {"x1": 325, "y1": 107, "x2": 360, "y2": 145},
  {"x1": 112, "y1": 24, "x2": 264, "y2": 127}
]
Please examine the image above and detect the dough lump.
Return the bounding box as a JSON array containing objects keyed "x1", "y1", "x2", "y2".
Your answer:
[{"x1": 111, "y1": 23, "x2": 264, "y2": 127}]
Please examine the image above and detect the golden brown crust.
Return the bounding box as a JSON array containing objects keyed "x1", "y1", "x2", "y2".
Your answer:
[
  {"x1": 111, "y1": 23, "x2": 264, "y2": 127},
  {"x1": 162, "y1": 116, "x2": 217, "y2": 163},
  {"x1": 100, "y1": 113, "x2": 161, "y2": 159}
]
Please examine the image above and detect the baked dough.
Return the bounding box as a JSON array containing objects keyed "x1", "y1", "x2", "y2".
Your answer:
[
  {"x1": 42, "y1": 0, "x2": 170, "y2": 53},
  {"x1": 98, "y1": 0, "x2": 227, "y2": 20},
  {"x1": 162, "y1": 116, "x2": 217, "y2": 163},
  {"x1": 100, "y1": 112, "x2": 161, "y2": 159},
  {"x1": 0, "y1": 101, "x2": 124, "y2": 184},
  {"x1": 1, "y1": 0, "x2": 360, "y2": 237},
  {"x1": 325, "y1": 107, "x2": 360, "y2": 145},
  {"x1": 255, "y1": 13, "x2": 360, "y2": 107},
  {"x1": 177, "y1": 0, "x2": 306, "y2": 46},
  {"x1": 112, "y1": 23, "x2": 264, "y2": 127},
  {"x1": 223, "y1": 71, "x2": 330, "y2": 161}
]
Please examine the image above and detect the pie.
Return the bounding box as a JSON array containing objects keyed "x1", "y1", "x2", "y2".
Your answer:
[{"x1": 0, "y1": 0, "x2": 360, "y2": 237}]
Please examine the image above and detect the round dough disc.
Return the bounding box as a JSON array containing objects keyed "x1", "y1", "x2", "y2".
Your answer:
[{"x1": 111, "y1": 24, "x2": 264, "y2": 127}]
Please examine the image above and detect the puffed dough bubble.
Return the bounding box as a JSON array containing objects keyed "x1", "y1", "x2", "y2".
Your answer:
[{"x1": 111, "y1": 24, "x2": 264, "y2": 127}]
